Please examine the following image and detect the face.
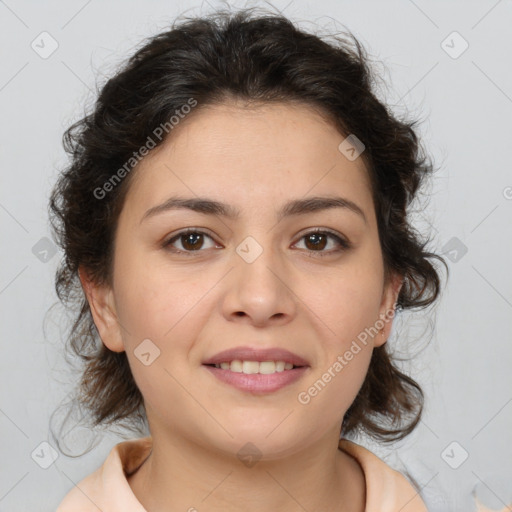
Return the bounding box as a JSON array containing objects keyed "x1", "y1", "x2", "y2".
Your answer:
[{"x1": 83, "y1": 101, "x2": 401, "y2": 459}]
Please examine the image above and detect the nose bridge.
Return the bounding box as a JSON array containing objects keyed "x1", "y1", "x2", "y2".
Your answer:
[
  {"x1": 222, "y1": 231, "x2": 296, "y2": 324},
  {"x1": 235, "y1": 232, "x2": 283, "y2": 293}
]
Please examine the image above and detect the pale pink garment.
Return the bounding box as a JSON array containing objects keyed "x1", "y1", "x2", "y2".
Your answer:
[{"x1": 56, "y1": 436, "x2": 430, "y2": 511}]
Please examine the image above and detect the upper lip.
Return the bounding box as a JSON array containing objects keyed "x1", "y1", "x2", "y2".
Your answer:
[{"x1": 202, "y1": 346, "x2": 310, "y2": 366}]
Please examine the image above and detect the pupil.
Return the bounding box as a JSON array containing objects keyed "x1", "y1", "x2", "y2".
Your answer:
[
  {"x1": 306, "y1": 233, "x2": 326, "y2": 250},
  {"x1": 183, "y1": 233, "x2": 202, "y2": 250}
]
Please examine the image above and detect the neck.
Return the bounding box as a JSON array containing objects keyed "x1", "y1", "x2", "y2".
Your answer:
[{"x1": 128, "y1": 430, "x2": 366, "y2": 512}]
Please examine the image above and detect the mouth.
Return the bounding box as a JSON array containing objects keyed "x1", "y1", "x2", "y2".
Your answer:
[
  {"x1": 204, "y1": 360, "x2": 302, "y2": 374},
  {"x1": 202, "y1": 347, "x2": 310, "y2": 394}
]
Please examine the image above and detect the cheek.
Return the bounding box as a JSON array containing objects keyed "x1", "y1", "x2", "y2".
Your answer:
[
  {"x1": 298, "y1": 344, "x2": 372, "y2": 425},
  {"x1": 113, "y1": 246, "x2": 208, "y2": 346},
  {"x1": 309, "y1": 253, "x2": 384, "y2": 347},
  {"x1": 111, "y1": 262, "x2": 210, "y2": 423},
  {"x1": 297, "y1": 284, "x2": 377, "y2": 426},
  {"x1": 296, "y1": 254, "x2": 383, "y2": 418}
]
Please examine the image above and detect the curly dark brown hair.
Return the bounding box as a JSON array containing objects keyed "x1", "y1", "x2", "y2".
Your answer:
[{"x1": 48, "y1": 7, "x2": 447, "y2": 455}]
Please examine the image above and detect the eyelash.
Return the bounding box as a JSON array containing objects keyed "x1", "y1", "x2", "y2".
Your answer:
[{"x1": 162, "y1": 228, "x2": 351, "y2": 258}]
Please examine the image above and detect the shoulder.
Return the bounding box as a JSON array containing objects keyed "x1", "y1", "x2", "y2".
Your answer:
[
  {"x1": 56, "y1": 463, "x2": 105, "y2": 512},
  {"x1": 56, "y1": 437, "x2": 152, "y2": 512},
  {"x1": 338, "y1": 438, "x2": 429, "y2": 512}
]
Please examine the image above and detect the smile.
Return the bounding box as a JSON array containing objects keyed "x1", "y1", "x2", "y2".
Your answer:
[
  {"x1": 211, "y1": 360, "x2": 297, "y2": 374},
  {"x1": 203, "y1": 361, "x2": 309, "y2": 394},
  {"x1": 202, "y1": 346, "x2": 310, "y2": 393}
]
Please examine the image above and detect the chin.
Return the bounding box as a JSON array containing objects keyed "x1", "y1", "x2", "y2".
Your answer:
[{"x1": 210, "y1": 422, "x2": 313, "y2": 461}]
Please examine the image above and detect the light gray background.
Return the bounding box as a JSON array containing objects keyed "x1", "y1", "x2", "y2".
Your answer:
[{"x1": 1, "y1": 1, "x2": 511, "y2": 511}]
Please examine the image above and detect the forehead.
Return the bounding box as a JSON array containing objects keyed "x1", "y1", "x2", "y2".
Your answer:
[{"x1": 122, "y1": 101, "x2": 373, "y2": 220}]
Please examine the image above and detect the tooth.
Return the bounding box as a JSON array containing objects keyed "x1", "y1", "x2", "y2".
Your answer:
[
  {"x1": 212, "y1": 360, "x2": 297, "y2": 373},
  {"x1": 242, "y1": 361, "x2": 260, "y2": 374},
  {"x1": 231, "y1": 360, "x2": 243, "y2": 372},
  {"x1": 259, "y1": 361, "x2": 276, "y2": 374}
]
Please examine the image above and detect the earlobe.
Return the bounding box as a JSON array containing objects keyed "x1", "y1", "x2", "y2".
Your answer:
[{"x1": 78, "y1": 266, "x2": 125, "y2": 353}]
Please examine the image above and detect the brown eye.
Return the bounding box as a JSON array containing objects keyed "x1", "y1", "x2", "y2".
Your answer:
[
  {"x1": 294, "y1": 229, "x2": 351, "y2": 257},
  {"x1": 163, "y1": 228, "x2": 350, "y2": 257},
  {"x1": 163, "y1": 229, "x2": 217, "y2": 254},
  {"x1": 304, "y1": 232, "x2": 328, "y2": 251},
  {"x1": 180, "y1": 232, "x2": 205, "y2": 251}
]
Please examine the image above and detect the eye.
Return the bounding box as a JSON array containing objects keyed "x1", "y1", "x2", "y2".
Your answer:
[
  {"x1": 162, "y1": 228, "x2": 351, "y2": 257},
  {"x1": 293, "y1": 228, "x2": 351, "y2": 257},
  {"x1": 163, "y1": 228, "x2": 218, "y2": 254}
]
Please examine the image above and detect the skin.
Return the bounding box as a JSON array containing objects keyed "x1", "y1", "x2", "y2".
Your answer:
[{"x1": 80, "y1": 100, "x2": 402, "y2": 512}]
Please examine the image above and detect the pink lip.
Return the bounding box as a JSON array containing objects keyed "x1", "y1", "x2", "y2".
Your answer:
[
  {"x1": 202, "y1": 346, "x2": 310, "y2": 366},
  {"x1": 204, "y1": 365, "x2": 309, "y2": 394},
  {"x1": 202, "y1": 346, "x2": 310, "y2": 394}
]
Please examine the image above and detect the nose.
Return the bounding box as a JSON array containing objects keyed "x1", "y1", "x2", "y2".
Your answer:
[{"x1": 221, "y1": 239, "x2": 297, "y2": 327}]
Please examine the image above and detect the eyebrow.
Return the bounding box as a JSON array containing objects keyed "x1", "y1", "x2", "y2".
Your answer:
[{"x1": 140, "y1": 195, "x2": 367, "y2": 225}]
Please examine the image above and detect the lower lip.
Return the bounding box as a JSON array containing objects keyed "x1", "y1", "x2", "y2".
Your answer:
[{"x1": 203, "y1": 365, "x2": 309, "y2": 394}]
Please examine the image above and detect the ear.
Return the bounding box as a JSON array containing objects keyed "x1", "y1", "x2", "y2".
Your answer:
[
  {"x1": 78, "y1": 266, "x2": 125, "y2": 353},
  {"x1": 374, "y1": 272, "x2": 403, "y2": 348}
]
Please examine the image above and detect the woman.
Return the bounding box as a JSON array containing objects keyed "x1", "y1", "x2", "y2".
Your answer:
[{"x1": 51, "y1": 8, "x2": 446, "y2": 511}]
